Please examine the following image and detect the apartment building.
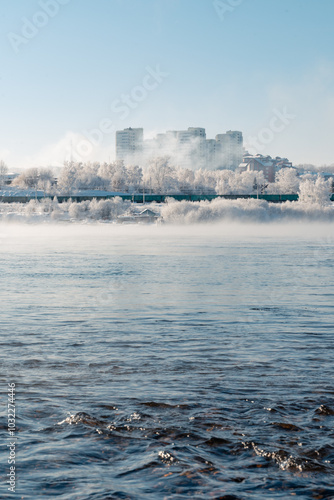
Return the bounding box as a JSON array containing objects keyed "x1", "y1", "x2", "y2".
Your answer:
[
  {"x1": 116, "y1": 127, "x2": 243, "y2": 170},
  {"x1": 115, "y1": 128, "x2": 143, "y2": 163}
]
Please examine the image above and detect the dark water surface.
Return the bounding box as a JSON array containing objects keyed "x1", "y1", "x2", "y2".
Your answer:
[{"x1": 1, "y1": 223, "x2": 334, "y2": 499}]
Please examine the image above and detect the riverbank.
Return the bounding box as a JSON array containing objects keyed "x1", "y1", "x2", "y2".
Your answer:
[{"x1": 1, "y1": 197, "x2": 334, "y2": 224}]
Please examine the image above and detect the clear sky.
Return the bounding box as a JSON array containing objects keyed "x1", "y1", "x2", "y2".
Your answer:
[{"x1": 1, "y1": 0, "x2": 334, "y2": 169}]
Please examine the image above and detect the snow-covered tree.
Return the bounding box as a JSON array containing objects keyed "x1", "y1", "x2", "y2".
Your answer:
[
  {"x1": 12, "y1": 168, "x2": 39, "y2": 189},
  {"x1": 193, "y1": 168, "x2": 217, "y2": 194},
  {"x1": 97, "y1": 161, "x2": 127, "y2": 192},
  {"x1": 0, "y1": 160, "x2": 8, "y2": 188},
  {"x1": 267, "y1": 168, "x2": 299, "y2": 194},
  {"x1": 298, "y1": 176, "x2": 332, "y2": 206},
  {"x1": 37, "y1": 168, "x2": 54, "y2": 194},
  {"x1": 126, "y1": 165, "x2": 143, "y2": 193},
  {"x1": 144, "y1": 156, "x2": 179, "y2": 194},
  {"x1": 0, "y1": 160, "x2": 8, "y2": 187},
  {"x1": 215, "y1": 170, "x2": 265, "y2": 195},
  {"x1": 110, "y1": 162, "x2": 128, "y2": 192},
  {"x1": 57, "y1": 162, "x2": 78, "y2": 194},
  {"x1": 233, "y1": 171, "x2": 264, "y2": 195},
  {"x1": 176, "y1": 167, "x2": 195, "y2": 194},
  {"x1": 215, "y1": 170, "x2": 234, "y2": 195},
  {"x1": 76, "y1": 162, "x2": 105, "y2": 190}
]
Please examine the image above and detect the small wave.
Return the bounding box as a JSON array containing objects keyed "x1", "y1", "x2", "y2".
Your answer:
[
  {"x1": 271, "y1": 422, "x2": 302, "y2": 432},
  {"x1": 141, "y1": 401, "x2": 191, "y2": 409},
  {"x1": 244, "y1": 441, "x2": 328, "y2": 472},
  {"x1": 58, "y1": 412, "x2": 106, "y2": 428},
  {"x1": 126, "y1": 412, "x2": 141, "y2": 422},
  {"x1": 158, "y1": 450, "x2": 177, "y2": 464},
  {"x1": 315, "y1": 404, "x2": 334, "y2": 416}
]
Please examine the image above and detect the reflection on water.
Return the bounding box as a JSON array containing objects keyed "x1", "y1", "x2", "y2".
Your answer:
[{"x1": 0, "y1": 223, "x2": 334, "y2": 499}]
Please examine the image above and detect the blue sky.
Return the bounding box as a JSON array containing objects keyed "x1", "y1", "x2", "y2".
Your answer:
[{"x1": 1, "y1": 0, "x2": 334, "y2": 168}]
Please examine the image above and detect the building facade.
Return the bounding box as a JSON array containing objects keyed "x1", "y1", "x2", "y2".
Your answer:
[
  {"x1": 215, "y1": 131, "x2": 243, "y2": 170},
  {"x1": 239, "y1": 154, "x2": 294, "y2": 182},
  {"x1": 116, "y1": 128, "x2": 143, "y2": 163}
]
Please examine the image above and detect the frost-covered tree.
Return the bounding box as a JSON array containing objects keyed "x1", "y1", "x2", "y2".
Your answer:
[
  {"x1": 110, "y1": 162, "x2": 128, "y2": 192},
  {"x1": 76, "y1": 162, "x2": 105, "y2": 190},
  {"x1": 249, "y1": 172, "x2": 264, "y2": 194},
  {"x1": 12, "y1": 168, "x2": 39, "y2": 189},
  {"x1": 97, "y1": 161, "x2": 127, "y2": 192},
  {"x1": 37, "y1": 168, "x2": 54, "y2": 194},
  {"x1": 144, "y1": 156, "x2": 179, "y2": 194},
  {"x1": 294, "y1": 163, "x2": 317, "y2": 173},
  {"x1": 215, "y1": 170, "x2": 234, "y2": 195},
  {"x1": 68, "y1": 197, "x2": 130, "y2": 220},
  {"x1": 12, "y1": 167, "x2": 55, "y2": 192},
  {"x1": 267, "y1": 168, "x2": 299, "y2": 194},
  {"x1": 215, "y1": 170, "x2": 264, "y2": 195},
  {"x1": 0, "y1": 160, "x2": 8, "y2": 186},
  {"x1": 98, "y1": 162, "x2": 114, "y2": 183},
  {"x1": 176, "y1": 167, "x2": 195, "y2": 194},
  {"x1": 58, "y1": 161, "x2": 105, "y2": 193},
  {"x1": 57, "y1": 162, "x2": 78, "y2": 194},
  {"x1": 68, "y1": 200, "x2": 90, "y2": 219},
  {"x1": 298, "y1": 176, "x2": 332, "y2": 206},
  {"x1": 201, "y1": 169, "x2": 217, "y2": 194},
  {"x1": 126, "y1": 165, "x2": 143, "y2": 193},
  {"x1": 232, "y1": 171, "x2": 264, "y2": 195},
  {"x1": 0, "y1": 160, "x2": 8, "y2": 187},
  {"x1": 193, "y1": 169, "x2": 217, "y2": 194}
]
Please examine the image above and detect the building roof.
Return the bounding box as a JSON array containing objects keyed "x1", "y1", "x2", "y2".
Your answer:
[{"x1": 139, "y1": 208, "x2": 158, "y2": 216}]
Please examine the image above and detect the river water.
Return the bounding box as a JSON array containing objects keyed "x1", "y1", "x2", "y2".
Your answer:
[{"x1": 1, "y1": 222, "x2": 334, "y2": 499}]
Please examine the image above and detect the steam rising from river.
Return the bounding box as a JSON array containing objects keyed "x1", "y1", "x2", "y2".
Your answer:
[{"x1": 1, "y1": 217, "x2": 334, "y2": 258}]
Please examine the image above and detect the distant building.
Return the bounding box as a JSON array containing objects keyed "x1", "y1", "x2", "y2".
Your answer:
[
  {"x1": 145, "y1": 127, "x2": 207, "y2": 169},
  {"x1": 239, "y1": 154, "x2": 294, "y2": 182},
  {"x1": 175, "y1": 127, "x2": 206, "y2": 169},
  {"x1": 4, "y1": 173, "x2": 19, "y2": 185},
  {"x1": 115, "y1": 127, "x2": 244, "y2": 170},
  {"x1": 117, "y1": 208, "x2": 160, "y2": 224},
  {"x1": 116, "y1": 128, "x2": 143, "y2": 163},
  {"x1": 275, "y1": 157, "x2": 293, "y2": 171},
  {"x1": 206, "y1": 139, "x2": 217, "y2": 169},
  {"x1": 215, "y1": 131, "x2": 244, "y2": 170}
]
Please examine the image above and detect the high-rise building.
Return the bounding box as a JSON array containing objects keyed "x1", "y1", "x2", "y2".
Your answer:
[
  {"x1": 215, "y1": 131, "x2": 243, "y2": 170},
  {"x1": 174, "y1": 128, "x2": 207, "y2": 169},
  {"x1": 143, "y1": 128, "x2": 207, "y2": 169},
  {"x1": 116, "y1": 128, "x2": 143, "y2": 163},
  {"x1": 205, "y1": 139, "x2": 217, "y2": 170},
  {"x1": 115, "y1": 127, "x2": 243, "y2": 171}
]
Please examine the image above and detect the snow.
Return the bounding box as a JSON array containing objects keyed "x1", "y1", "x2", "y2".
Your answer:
[
  {"x1": 0, "y1": 197, "x2": 333, "y2": 224},
  {"x1": 160, "y1": 198, "x2": 334, "y2": 223},
  {"x1": 1, "y1": 164, "x2": 333, "y2": 224}
]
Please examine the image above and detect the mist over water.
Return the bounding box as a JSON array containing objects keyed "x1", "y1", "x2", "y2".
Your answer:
[
  {"x1": 1, "y1": 222, "x2": 334, "y2": 499},
  {"x1": 1, "y1": 220, "x2": 334, "y2": 250}
]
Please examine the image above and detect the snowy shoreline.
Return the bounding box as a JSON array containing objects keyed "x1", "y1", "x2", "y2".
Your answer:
[{"x1": 1, "y1": 197, "x2": 334, "y2": 224}]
